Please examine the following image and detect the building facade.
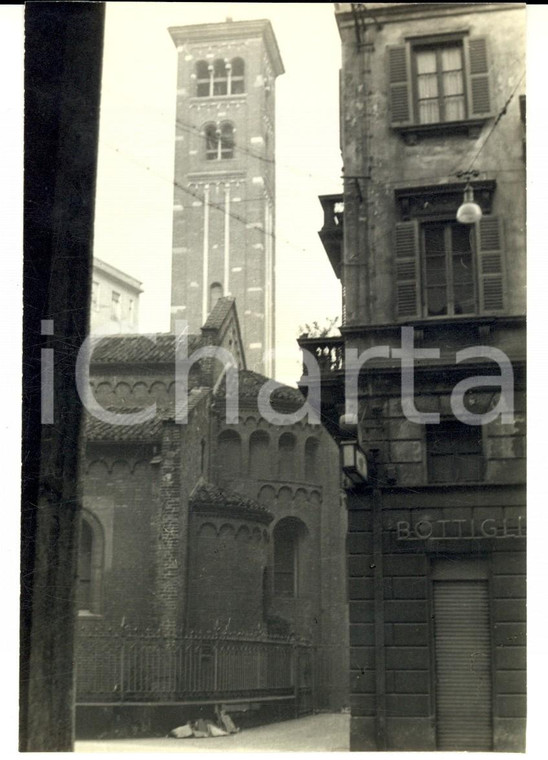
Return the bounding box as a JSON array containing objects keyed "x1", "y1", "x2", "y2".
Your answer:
[
  {"x1": 169, "y1": 19, "x2": 284, "y2": 376},
  {"x1": 90, "y1": 257, "x2": 143, "y2": 334},
  {"x1": 300, "y1": 2, "x2": 526, "y2": 752},
  {"x1": 76, "y1": 299, "x2": 348, "y2": 735}
]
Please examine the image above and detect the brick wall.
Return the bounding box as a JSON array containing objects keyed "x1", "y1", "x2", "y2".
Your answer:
[
  {"x1": 82, "y1": 444, "x2": 158, "y2": 628},
  {"x1": 214, "y1": 409, "x2": 349, "y2": 708},
  {"x1": 187, "y1": 515, "x2": 271, "y2": 633}
]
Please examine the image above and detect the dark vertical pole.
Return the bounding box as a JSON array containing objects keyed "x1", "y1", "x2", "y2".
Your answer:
[
  {"x1": 21, "y1": 2, "x2": 105, "y2": 751},
  {"x1": 372, "y1": 487, "x2": 386, "y2": 748}
]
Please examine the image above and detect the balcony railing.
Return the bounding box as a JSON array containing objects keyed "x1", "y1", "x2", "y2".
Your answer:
[
  {"x1": 299, "y1": 337, "x2": 344, "y2": 375},
  {"x1": 318, "y1": 194, "x2": 343, "y2": 279},
  {"x1": 76, "y1": 629, "x2": 312, "y2": 705},
  {"x1": 319, "y1": 194, "x2": 344, "y2": 231}
]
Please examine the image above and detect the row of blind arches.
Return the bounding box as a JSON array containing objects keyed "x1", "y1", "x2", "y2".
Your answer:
[
  {"x1": 196, "y1": 58, "x2": 245, "y2": 97},
  {"x1": 78, "y1": 510, "x2": 308, "y2": 612},
  {"x1": 218, "y1": 430, "x2": 320, "y2": 482}
]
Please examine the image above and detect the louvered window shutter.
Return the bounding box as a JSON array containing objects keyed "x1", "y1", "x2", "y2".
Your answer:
[
  {"x1": 388, "y1": 45, "x2": 413, "y2": 126},
  {"x1": 476, "y1": 216, "x2": 505, "y2": 313},
  {"x1": 395, "y1": 221, "x2": 421, "y2": 319},
  {"x1": 465, "y1": 37, "x2": 491, "y2": 117}
]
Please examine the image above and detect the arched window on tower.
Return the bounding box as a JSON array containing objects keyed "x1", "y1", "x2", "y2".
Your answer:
[
  {"x1": 205, "y1": 123, "x2": 218, "y2": 160},
  {"x1": 273, "y1": 517, "x2": 307, "y2": 597},
  {"x1": 77, "y1": 513, "x2": 103, "y2": 615},
  {"x1": 231, "y1": 57, "x2": 245, "y2": 94},
  {"x1": 205, "y1": 122, "x2": 234, "y2": 161},
  {"x1": 196, "y1": 58, "x2": 245, "y2": 97},
  {"x1": 196, "y1": 60, "x2": 211, "y2": 97},
  {"x1": 210, "y1": 282, "x2": 223, "y2": 311},
  {"x1": 213, "y1": 58, "x2": 228, "y2": 96},
  {"x1": 220, "y1": 122, "x2": 234, "y2": 159}
]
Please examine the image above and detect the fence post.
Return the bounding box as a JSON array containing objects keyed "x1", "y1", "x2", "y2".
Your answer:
[
  {"x1": 292, "y1": 639, "x2": 299, "y2": 718},
  {"x1": 312, "y1": 645, "x2": 317, "y2": 713},
  {"x1": 213, "y1": 639, "x2": 219, "y2": 693},
  {"x1": 119, "y1": 634, "x2": 125, "y2": 702}
]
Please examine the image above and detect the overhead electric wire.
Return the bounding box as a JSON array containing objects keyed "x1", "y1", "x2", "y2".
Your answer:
[
  {"x1": 450, "y1": 70, "x2": 526, "y2": 176},
  {"x1": 174, "y1": 115, "x2": 340, "y2": 184},
  {"x1": 101, "y1": 63, "x2": 526, "y2": 268},
  {"x1": 109, "y1": 143, "x2": 309, "y2": 256},
  {"x1": 177, "y1": 114, "x2": 524, "y2": 187}
]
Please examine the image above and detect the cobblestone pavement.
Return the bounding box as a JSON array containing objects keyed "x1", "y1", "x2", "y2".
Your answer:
[{"x1": 75, "y1": 712, "x2": 350, "y2": 753}]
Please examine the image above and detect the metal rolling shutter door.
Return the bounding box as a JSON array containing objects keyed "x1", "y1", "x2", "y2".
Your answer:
[{"x1": 434, "y1": 581, "x2": 492, "y2": 751}]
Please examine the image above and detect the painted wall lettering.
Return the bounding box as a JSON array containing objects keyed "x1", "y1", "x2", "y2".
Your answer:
[{"x1": 396, "y1": 516, "x2": 525, "y2": 541}]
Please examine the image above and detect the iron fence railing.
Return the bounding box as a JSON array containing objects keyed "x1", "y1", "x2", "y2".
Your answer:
[{"x1": 76, "y1": 630, "x2": 312, "y2": 704}]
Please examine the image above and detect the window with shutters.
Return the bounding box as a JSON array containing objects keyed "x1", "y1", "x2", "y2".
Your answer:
[
  {"x1": 388, "y1": 35, "x2": 491, "y2": 134},
  {"x1": 414, "y1": 43, "x2": 465, "y2": 124},
  {"x1": 423, "y1": 221, "x2": 475, "y2": 317},
  {"x1": 395, "y1": 216, "x2": 505, "y2": 320},
  {"x1": 427, "y1": 419, "x2": 484, "y2": 483}
]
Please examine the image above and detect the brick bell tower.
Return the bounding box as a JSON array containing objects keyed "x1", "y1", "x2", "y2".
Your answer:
[{"x1": 169, "y1": 19, "x2": 284, "y2": 376}]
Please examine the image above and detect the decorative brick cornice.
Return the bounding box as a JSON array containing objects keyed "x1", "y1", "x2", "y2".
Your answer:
[{"x1": 190, "y1": 478, "x2": 273, "y2": 524}]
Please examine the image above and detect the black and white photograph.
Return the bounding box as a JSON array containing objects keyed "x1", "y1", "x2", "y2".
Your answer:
[{"x1": 14, "y1": 1, "x2": 537, "y2": 754}]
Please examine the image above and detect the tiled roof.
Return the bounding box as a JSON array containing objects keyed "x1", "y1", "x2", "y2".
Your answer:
[
  {"x1": 84, "y1": 389, "x2": 211, "y2": 442},
  {"x1": 190, "y1": 478, "x2": 273, "y2": 522},
  {"x1": 201, "y1": 297, "x2": 235, "y2": 331},
  {"x1": 215, "y1": 369, "x2": 305, "y2": 405},
  {"x1": 89, "y1": 333, "x2": 203, "y2": 365},
  {"x1": 84, "y1": 408, "x2": 164, "y2": 442}
]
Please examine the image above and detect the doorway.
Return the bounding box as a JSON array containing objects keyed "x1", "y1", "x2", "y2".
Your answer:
[{"x1": 432, "y1": 558, "x2": 492, "y2": 751}]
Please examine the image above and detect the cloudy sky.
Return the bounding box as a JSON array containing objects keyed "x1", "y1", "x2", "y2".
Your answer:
[{"x1": 94, "y1": 2, "x2": 344, "y2": 385}]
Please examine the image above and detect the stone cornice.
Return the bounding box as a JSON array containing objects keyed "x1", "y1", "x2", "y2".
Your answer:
[
  {"x1": 169, "y1": 19, "x2": 284, "y2": 78},
  {"x1": 335, "y1": 2, "x2": 524, "y2": 32}
]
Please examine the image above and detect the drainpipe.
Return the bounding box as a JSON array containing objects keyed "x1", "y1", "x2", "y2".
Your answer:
[{"x1": 372, "y1": 484, "x2": 386, "y2": 749}]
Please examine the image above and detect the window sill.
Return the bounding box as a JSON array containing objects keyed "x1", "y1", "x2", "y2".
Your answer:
[
  {"x1": 378, "y1": 480, "x2": 525, "y2": 491},
  {"x1": 395, "y1": 314, "x2": 505, "y2": 334},
  {"x1": 190, "y1": 94, "x2": 247, "y2": 103},
  {"x1": 394, "y1": 118, "x2": 488, "y2": 143}
]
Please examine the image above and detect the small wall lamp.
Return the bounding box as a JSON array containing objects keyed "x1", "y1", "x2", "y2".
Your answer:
[
  {"x1": 456, "y1": 183, "x2": 483, "y2": 225},
  {"x1": 341, "y1": 439, "x2": 369, "y2": 484}
]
